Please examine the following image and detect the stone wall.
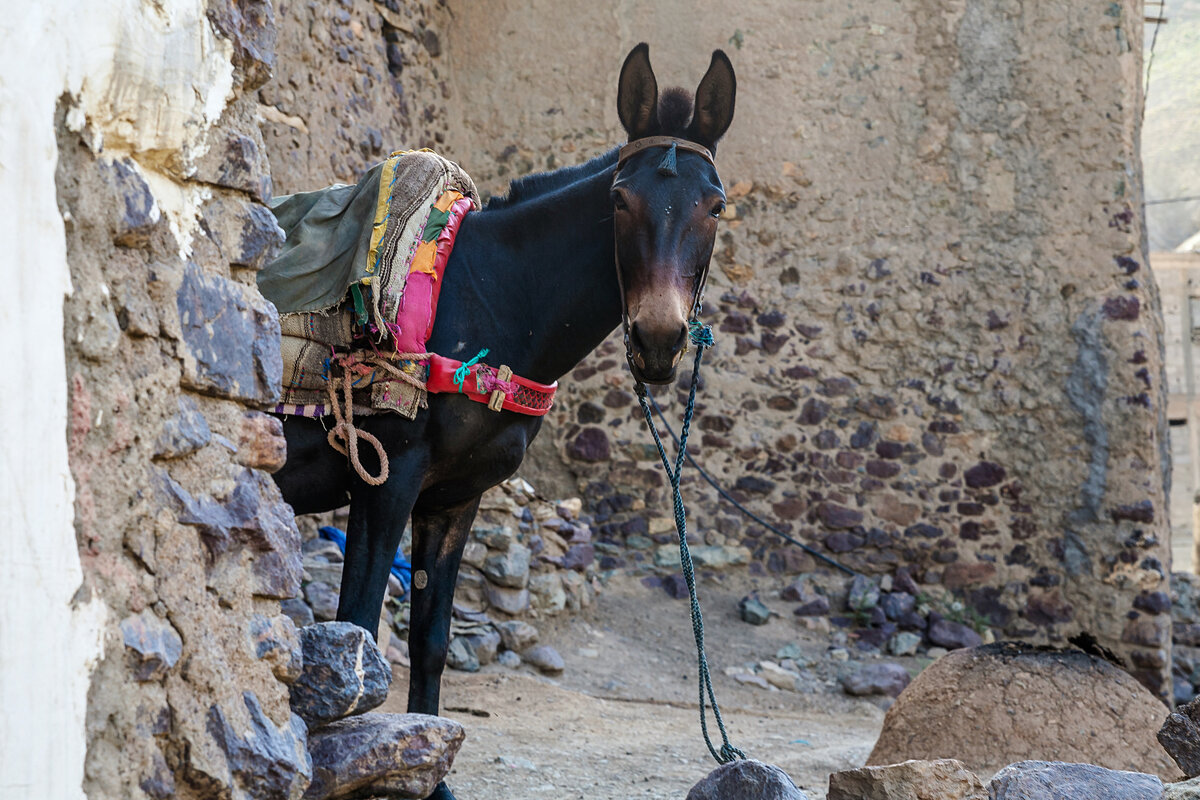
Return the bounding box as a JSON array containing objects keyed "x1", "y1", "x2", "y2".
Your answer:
[
  {"x1": 435, "y1": 0, "x2": 1171, "y2": 697},
  {"x1": 36, "y1": 0, "x2": 310, "y2": 797}
]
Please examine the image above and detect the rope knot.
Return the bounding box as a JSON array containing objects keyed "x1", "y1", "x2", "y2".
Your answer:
[
  {"x1": 453, "y1": 348, "x2": 489, "y2": 392},
  {"x1": 688, "y1": 320, "x2": 714, "y2": 349}
]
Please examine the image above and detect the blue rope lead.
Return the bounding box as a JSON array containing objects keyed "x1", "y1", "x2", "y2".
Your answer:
[
  {"x1": 453, "y1": 348, "x2": 489, "y2": 392},
  {"x1": 636, "y1": 321, "x2": 746, "y2": 766}
]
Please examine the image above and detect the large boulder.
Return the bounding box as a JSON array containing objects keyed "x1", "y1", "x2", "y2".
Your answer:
[
  {"x1": 304, "y1": 713, "x2": 464, "y2": 800},
  {"x1": 828, "y1": 759, "x2": 986, "y2": 800},
  {"x1": 988, "y1": 760, "x2": 1162, "y2": 800},
  {"x1": 289, "y1": 622, "x2": 390, "y2": 729},
  {"x1": 867, "y1": 642, "x2": 1180, "y2": 781}
]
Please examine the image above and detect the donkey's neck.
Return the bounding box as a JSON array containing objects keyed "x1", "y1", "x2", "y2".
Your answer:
[{"x1": 433, "y1": 154, "x2": 623, "y2": 385}]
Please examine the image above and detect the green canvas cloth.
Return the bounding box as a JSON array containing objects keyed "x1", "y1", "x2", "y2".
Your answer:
[
  {"x1": 261, "y1": 168, "x2": 385, "y2": 316},
  {"x1": 259, "y1": 151, "x2": 479, "y2": 327}
]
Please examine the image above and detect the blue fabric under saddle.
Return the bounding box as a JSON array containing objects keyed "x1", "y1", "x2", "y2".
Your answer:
[{"x1": 318, "y1": 526, "x2": 413, "y2": 599}]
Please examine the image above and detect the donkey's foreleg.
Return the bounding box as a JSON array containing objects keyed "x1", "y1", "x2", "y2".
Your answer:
[
  {"x1": 337, "y1": 451, "x2": 428, "y2": 639},
  {"x1": 406, "y1": 496, "x2": 481, "y2": 716}
]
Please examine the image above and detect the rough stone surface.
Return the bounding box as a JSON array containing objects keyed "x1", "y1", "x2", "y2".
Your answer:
[
  {"x1": 203, "y1": 692, "x2": 312, "y2": 799},
  {"x1": 249, "y1": 613, "x2": 303, "y2": 684},
  {"x1": 237, "y1": 411, "x2": 288, "y2": 472},
  {"x1": 868, "y1": 643, "x2": 1181, "y2": 780},
  {"x1": 988, "y1": 761, "x2": 1163, "y2": 800},
  {"x1": 290, "y1": 622, "x2": 390, "y2": 730},
  {"x1": 1160, "y1": 696, "x2": 1200, "y2": 777},
  {"x1": 154, "y1": 397, "x2": 211, "y2": 459},
  {"x1": 304, "y1": 713, "x2": 464, "y2": 800},
  {"x1": 841, "y1": 662, "x2": 911, "y2": 698},
  {"x1": 828, "y1": 759, "x2": 986, "y2": 800},
  {"x1": 176, "y1": 261, "x2": 281, "y2": 403},
  {"x1": 119, "y1": 611, "x2": 183, "y2": 681},
  {"x1": 1163, "y1": 776, "x2": 1200, "y2": 800},
  {"x1": 56, "y1": 33, "x2": 309, "y2": 797},
  {"x1": 686, "y1": 759, "x2": 808, "y2": 800}
]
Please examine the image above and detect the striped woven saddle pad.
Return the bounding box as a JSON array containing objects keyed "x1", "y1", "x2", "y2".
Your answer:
[{"x1": 260, "y1": 150, "x2": 479, "y2": 419}]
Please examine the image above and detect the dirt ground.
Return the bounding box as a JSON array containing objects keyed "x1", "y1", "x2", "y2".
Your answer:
[{"x1": 383, "y1": 574, "x2": 886, "y2": 799}]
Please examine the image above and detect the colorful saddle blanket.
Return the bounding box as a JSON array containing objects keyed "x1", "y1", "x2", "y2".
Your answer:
[{"x1": 260, "y1": 150, "x2": 480, "y2": 419}]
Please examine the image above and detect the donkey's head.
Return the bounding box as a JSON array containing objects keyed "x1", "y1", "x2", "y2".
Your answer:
[{"x1": 613, "y1": 43, "x2": 736, "y2": 385}]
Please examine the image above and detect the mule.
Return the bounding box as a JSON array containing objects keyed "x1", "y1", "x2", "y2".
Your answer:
[{"x1": 273, "y1": 43, "x2": 735, "y2": 800}]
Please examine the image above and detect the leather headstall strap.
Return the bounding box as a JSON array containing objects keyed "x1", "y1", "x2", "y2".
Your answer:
[
  {"x1": 612, "y1": 136, "x2": 722, "y2": 376},
  {"x1": 616, "y1": 136, "x2": 715, "y2": 169}
]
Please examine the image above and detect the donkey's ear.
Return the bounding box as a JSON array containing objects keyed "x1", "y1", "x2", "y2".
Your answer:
[
  {"x1": 688, "y1": 50, "x2": 736, "y2": 151},
  {"x1": 617, "y1": 43, "x2": 659, "y2": 140}
]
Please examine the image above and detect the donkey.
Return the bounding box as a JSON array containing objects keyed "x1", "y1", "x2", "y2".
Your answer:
[{"x1": 273, "y1": 43, "x2": 735, "y2": 800}]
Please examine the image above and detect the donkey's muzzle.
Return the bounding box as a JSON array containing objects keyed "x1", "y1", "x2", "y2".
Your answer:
[{"x1": 628, "y1": 320, "x2": 687, "y2": 384}]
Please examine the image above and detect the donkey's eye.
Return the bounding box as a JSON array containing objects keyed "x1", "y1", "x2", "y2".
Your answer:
[
  {"x1": 612, "y1": 192, "x2": 629, "y2": 212},
  {"x1": 711, "y1": 202, "x2": 726, "y2": 218}
]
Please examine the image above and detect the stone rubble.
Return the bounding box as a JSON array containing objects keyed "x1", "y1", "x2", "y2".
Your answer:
[
  {"x1": 289, "y1": 622, "x2": 391, "y2": 730},
  {"x1": 294, "y1": 478, "x2": 604, "y2": 682},
  {"x1": 827, "y1": 759, "x2": 986, "y2": 800},
  {"x1": 304, "y1": 713, "x2": 464, "y2": 800},
  {"x1": 988, "y1": 760, "x2": 1163, "y2": 800}
]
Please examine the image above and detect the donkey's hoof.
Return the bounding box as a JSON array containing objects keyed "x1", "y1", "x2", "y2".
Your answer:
[{"x1": 426, "y1": 781, "x2": 458, "y2": 800}]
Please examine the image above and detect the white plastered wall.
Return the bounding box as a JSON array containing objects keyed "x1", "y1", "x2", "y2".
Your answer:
[{"x1": 0, "y1": 2, "x2": 233, "y2": 797}]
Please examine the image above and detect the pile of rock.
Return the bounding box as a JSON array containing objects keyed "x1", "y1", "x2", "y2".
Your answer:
[
  {"x1": 752, "y1": 570, "x2": 990, "y2": 658},
  {"x1": 289, "y1": 621, "x2": 463, "y2": 800},
  {"x1": 285, "y1": 478, "x2": 602, "y2": 676}
]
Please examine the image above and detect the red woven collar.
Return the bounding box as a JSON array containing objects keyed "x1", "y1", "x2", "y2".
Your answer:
[{"x1": 426, "y1": 354, "x2": 557, "y2": 416}]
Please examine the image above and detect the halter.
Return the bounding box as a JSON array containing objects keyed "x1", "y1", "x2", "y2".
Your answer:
[{"x1": 612, "y1": 136, "x2": 721, "y2": 379}]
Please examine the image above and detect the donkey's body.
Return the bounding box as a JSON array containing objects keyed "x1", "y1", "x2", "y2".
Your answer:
[{"x1": 272, "y1": 45, "x2": 734, "y2": 800}]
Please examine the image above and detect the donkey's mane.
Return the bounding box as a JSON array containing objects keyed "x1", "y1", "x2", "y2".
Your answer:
[{"x1": 484, "y1": 148, "x2": 620, "y2": 210}]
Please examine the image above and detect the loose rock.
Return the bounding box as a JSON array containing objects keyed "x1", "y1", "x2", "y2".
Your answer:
[
  {"x1": 848, "y1": 574, "x2": 881, "y2": 610},
  {"x1": 523, "y1": 644, "x2": 564, "y2": 674},
  {"x1": 828, "y1": 759, "x2": 986, "y2": 800},
  {"x1": 290, "y1": 622, "x2": 390, "y2": 729},
  {"x1": 305, "y1": 713, "x2": 464, "y2": 800},
  {"x1": 841, "y1": 662, "x2": 911, "y2": 697},
  {"x1": 927, "y1": 619, "x2": 982, "y2": 650},
  {"x1": 305, "y1": 581, "x2": 340, "y2": 622},
  {"x1": 989, "y1": 760, "x2": 1163, "y2": 800},
  {"x1": 496, "y1": 620, "x2": 539, "y2": 652},
  {"x1": 1160, "y1": 696, "x2": 1200, "y2": 777},
  {"x1": 446, "y1": 637, "x2": 480, "y2": 673},
  {"x1": 687, "y1": 759, "x2": 808, "y2": 800},
  {"x1": 1163, "y1": 776, "x2": 1200, "y2": 800},
  {"x1": 889, "y1": 632, "x2": 922, "y2": 657},
  {"x1": 740, "y1": 594, "x2": 772, "y2": 625}
]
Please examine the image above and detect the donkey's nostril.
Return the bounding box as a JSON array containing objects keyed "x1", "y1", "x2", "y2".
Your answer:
[
  {"x1": 672, "y1": 325, "x2": 688, "y2": 354},
  {"x1": 629, "y1": 321, "x2": 648, "y2": 353}
]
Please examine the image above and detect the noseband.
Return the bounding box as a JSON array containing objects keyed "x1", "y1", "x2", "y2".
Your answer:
[{"x1": 612, "y1": 136, "x2": 721, "y2": 379}]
